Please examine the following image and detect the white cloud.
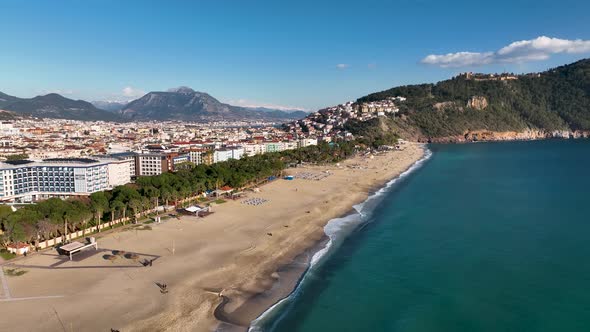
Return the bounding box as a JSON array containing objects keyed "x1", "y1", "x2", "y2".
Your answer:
[
  {"x1": 336, "y1": 63, "x2": 350, "y2": 69},
  {"x1": 422, "y1": 52, "x2": 494, "y2": 68},
  {"x1": 227, "y1": 98, "x2": 307, "y2": 111},
  {"x1": 122, "y1": 86, "x2": 145, "y2": 98},
  {"x1": 421, "y1": 36, "x2": 590, "y2": 68}
]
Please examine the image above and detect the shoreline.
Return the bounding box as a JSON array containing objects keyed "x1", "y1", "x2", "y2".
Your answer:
[
  {"x1": 423, "y1": 130, "x2": 590, "y2": 144},
  {"x1": 216, "y1": 235, "x2": 328, "y2": 331},
  {"x1": 208, "y1": 143, "x2": 430, "y2": 331},
  {"x1": 240, "y1": 146, "x2": 433, "y2": 331},
  {"x1": 0, "y1": 143, "x2": 426, "y2": 332}
]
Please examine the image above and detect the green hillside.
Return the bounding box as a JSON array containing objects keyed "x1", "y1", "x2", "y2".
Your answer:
[{"x1": 357, "y1": 59, "x2": 590, "y2": 139}]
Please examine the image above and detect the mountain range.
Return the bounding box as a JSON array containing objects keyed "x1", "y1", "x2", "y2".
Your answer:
[
  {"x1": 0, "y1": 93, "x2": 122, "y2": 121},
  {"x1": 0, "y1": 87, "x2": 306, "y2": 122},
  {"x1": 119, "y1": 87, "x2": 307, "y2": 121}
]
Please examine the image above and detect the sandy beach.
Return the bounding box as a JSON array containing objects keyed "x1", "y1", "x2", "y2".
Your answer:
[{"x1": 0, "y1": 143, "x2": 424, "y2": 332}]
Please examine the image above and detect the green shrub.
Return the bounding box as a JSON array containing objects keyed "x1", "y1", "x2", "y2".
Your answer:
[{"x1": 0, "y1": 250, "x2": 16, "y2": 260}]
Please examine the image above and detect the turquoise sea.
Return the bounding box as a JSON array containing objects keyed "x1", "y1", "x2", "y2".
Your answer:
[{"x1": 252, "y1": 140, "x2": 590, "y2": 332}]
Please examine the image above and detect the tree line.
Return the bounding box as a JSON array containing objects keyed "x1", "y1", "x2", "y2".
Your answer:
[{"x1": 0, "y1": 138, "x2": 375, "y2": 247}]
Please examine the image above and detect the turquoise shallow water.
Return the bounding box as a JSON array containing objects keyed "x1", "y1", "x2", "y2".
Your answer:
[{"x1": 257, "y1": 140, "x2": 590, "y2": 332}]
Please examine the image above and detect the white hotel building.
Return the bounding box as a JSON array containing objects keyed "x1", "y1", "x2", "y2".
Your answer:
[
  {"x1": 213, "y1": 147, "x2": 244, "y2": 163},
  {"x1": 0, "y1": 158, "x2": 131, "y2": 203}
]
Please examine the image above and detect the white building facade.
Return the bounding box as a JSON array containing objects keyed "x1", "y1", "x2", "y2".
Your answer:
[
  {"x1": 106, "y1": 159, "x2": 132, "y2": 188},
  {"x1": 298, "y1": 138, "x2": 318, "y2": 148},
  {"x1": 0, "y1": 158, "x2": 113, "y2": 203},
  {"x1": 213, "y1": 149, "x2": 233, "y2": 163},
  {"x1": 136, "y1": 154, "x2": 166, "y2": 176},
  {"x1": 213, "y1": 147, "x2": 244, "y2": 163},
  {"x1": 243, "y1": 143, "x2": 265, "y2": 156}
]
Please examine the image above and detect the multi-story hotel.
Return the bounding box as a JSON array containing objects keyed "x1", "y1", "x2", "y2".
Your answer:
[
  {"x1": 106, "y1": 159, "x2": 134, "y2": 187},
  {"x1": 243, "y1": 143, "x2": 265, "y2": 156},
  {"x1": 134, "y1": 152, "x2": 190, "y2": 176},
  {"x1": 0, "y1": 158, "x2": 131, "y2": 203},
  {"x1": 136, "y1": 153, "x2": 167, "y2": 176},
  {"x1": 186, "y1": 149, "x2": 211, "y2": 165},
  {"x1": 108, "y1": 152, "x2": 137, "y2": 177},
  {"x1": 213, "y1": 147, "x2": 244, "y2": 163}
]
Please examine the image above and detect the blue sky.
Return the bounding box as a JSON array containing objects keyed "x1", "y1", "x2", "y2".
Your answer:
[{"x1": 1, "y1": 0, "x2": 589, "y2": 111}]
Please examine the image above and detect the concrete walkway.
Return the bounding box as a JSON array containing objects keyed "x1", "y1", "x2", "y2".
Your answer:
[
  {"x1": 0, "y1": 295, "x2": 64, "y2": 302},
  {"x1": 0, "y1": 266, "x2": 12, "y2": 299},
  {"x1": 0, "y1": 265, "x2": 65, "y2": 302}
]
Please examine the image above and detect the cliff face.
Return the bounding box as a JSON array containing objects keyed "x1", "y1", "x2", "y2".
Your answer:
[
  {"x1": 365, "y1": 116, "x2": 590, "y2": 144},
  {"x1": 426, "y1": 129, "x2": 590, "y2": 143},
  {"x1": 466, "y1": 96, "x2": 488, "y2": 110}
]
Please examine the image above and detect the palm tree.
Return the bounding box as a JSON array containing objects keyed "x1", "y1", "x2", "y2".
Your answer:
[
  {"x1": 141, "y1": 197, "x2": 150, "y2": 216},
  {"x1": 110, "y1": 200, "x2": 126, "y2": 226},
  {"x1": 193, "y1": 182, "x2": 206, "y2": 196},
  {"x1": 90, "y1": 192, "x2": 109, "y2": 232},
  {"x1": 170, "y1": 190, "x2": 179, "y2": 207},
  {"x1": 62, "y1": 211, "x2": 71, "y2": 243},
  {"x1": 77, "y1": 209, "x2": 92, "y2": 236},
  {"x1": 179, "y1": 185, "x2": 191, "y2": 206},
  {"x1": 161, "y1": 190, "x2": 172, "y2": 210},
  {"x1": 128, "y1": 199, "x2": 141, "y2": 223},
  {"x1": 146, "y1": 187, "x2": 160, "y2": 210}
]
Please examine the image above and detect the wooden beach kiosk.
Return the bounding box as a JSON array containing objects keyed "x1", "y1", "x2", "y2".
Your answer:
[{"x1": 60, "y1": 239, "x2": 98, "y2": 260}]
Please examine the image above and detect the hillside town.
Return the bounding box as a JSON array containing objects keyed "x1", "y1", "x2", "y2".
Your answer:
[
  {"x1": 0, "y1": 95, "x2": 406, "y2": 203},
  {"x1": 0, "y1": 119, "x2": 311, "y2": 203},
  {"x1": 284, "y1": 97, "x2": 403, "y2": 138}
]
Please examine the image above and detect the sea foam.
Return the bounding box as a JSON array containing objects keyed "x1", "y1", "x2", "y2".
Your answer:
[{"x1": 248, "y1": 147, "x2": 432, "y2": 331}]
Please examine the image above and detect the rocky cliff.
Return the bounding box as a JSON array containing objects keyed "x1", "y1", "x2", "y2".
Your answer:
[
  {"x1": 466, "y1": 96, "x2": 488, "y2": 110},
  {"x1": 427, "y1": 129, "x2": 590, "y2": 143}
]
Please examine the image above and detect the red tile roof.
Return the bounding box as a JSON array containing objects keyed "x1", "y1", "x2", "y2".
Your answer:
[{"x1": 7, "y1": 242, "x2": 29, "y2": 249}]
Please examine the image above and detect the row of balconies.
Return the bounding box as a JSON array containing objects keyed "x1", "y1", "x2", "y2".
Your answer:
[{"x1": 13, "y1": 172, "x2": 75, "y2": 177}]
